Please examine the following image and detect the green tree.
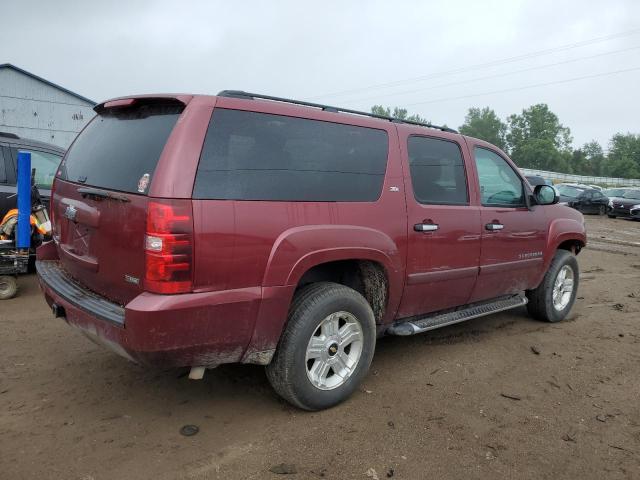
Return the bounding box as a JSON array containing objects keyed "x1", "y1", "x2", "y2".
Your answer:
[
  {"x1": 569, "y1": 149, "x2": 587, "y2": 174},
  {"x1": 514, "y1": 138, "x2": 571, "y2": 172},
  {"x1": 506, "y1": 104, "x2": 572, "y2": 170},
  {"x1": 582, "y1": 140, "x2": 606, "y2": 176},
  {"x1": 371, "y1": 105, "x2": 429, "y2": 124},
  {"x1": 458, "y1": 107, "x2": 507, "y2": 150},
  {"x1": 607, "y1": 133, "x2": 640, "y2": 178}
]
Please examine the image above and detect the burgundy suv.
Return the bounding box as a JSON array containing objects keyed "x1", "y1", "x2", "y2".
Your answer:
[{"x1": 37, "y1": 91, "x2": 586, "y2": 410}]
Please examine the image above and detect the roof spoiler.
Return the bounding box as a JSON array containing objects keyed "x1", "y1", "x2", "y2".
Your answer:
[
  {"x1": 94, "y1": 94, "x2": 193, "y2": 114},
  {"x1": 0, "y1": 131, "x2": 20, "y2": 139}
]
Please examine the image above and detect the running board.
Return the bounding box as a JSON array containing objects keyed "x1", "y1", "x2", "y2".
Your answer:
[{"x1": 386, "y1": 295, "x2": 528, "y2": 336}]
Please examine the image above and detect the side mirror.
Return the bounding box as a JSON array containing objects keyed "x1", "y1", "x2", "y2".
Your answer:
[{"x1": 534, "y1": 184, "x2": 558, "y2": 205}]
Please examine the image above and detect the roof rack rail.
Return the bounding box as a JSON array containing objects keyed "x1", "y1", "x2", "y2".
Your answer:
[
  {"x1": 0, "y1": 131, "x2": 20, "y2": 139},
  {"x1": 217, "y1": 90, "x2": 457, "y2": 134}
]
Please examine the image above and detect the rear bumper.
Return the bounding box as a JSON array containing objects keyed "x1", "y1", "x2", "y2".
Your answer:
[{"x1": 36, "y1": 259, "x2": 261, "y2": 368}]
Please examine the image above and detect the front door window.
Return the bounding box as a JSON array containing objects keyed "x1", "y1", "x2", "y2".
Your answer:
[{"x1": 475, "y1": 148, "x2": 524, "y2": 207}]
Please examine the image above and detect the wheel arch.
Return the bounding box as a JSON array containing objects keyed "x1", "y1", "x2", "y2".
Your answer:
[{"x1": 242, "y1": 225, "x2": 405, "y2": 365}]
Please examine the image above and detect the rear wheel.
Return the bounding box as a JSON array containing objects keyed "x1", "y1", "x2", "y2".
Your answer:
[
  {"x1": 598, "y1": 205, "x2": 606, "y2": 215},
  {"x1": 526, "y1": 250, "x2": 579, "y2": 322},
  {"x1": 266, "y1": 282, "x2": 376, "y2": 411},
  {"x1": 0, "y1": 276, "x2": 18, "y2": 300}
]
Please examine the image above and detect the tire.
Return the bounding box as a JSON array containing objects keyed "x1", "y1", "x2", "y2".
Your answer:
[
  {"x1": 266, "y1": 282, "x2": 376, "y2": 411},
  {"x1": 607, "y1": 214, "x2": 616, "y2": 219},
  {"x1": 0, "y1": 276, "x2": 18, "y2": 300},
  {"x1": 598, "y1": 205, "x2": 606, "y2": 215},
  {"x1": 526, "y1": 250, "x2": 579, "y2": 322}
]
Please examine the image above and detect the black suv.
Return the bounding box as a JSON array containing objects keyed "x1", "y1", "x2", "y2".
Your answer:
[{"x1": 0, "y1": 132, "x2": 65, "y2": 219}]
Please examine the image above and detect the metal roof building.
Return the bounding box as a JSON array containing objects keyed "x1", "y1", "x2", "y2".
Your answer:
[{"x1": 0, "y1": 63, "x2": 95, "y2": 148}]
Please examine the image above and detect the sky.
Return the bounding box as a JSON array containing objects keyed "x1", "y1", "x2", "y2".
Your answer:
[{"x1": 1, "y1": 0, "x2": 639, "y2": 150}]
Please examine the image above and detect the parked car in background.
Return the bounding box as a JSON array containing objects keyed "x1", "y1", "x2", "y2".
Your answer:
[
  {"x1": 556, "y1": 183, "x2": 609, "y2": 215},
  {"x1": 525, "y1": 175, "x2": 553, "y2": 187},
  {"x1": 602, "y1": 187, "x2": 630, "y2": 199},
  {"x1": 0, "y1": 132, "x2": 65, "y2": 219},
  {"x1": 603, "y1": 187, "x2": 630, "y2": 217},
  {"x1": 608, "y1": 188, "x2": 640, "y2": 219},
  {"x1": 36, "y1": 91, "x2": 586, "y2": 410}
]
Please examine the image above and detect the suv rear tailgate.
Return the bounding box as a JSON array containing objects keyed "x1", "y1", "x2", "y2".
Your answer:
[
  {"x1": 53, "y1": 180, "x2": 148, "y2": 305},
  {"x1": 52, "y1": 98, "x2": 186, "y2": 306}
]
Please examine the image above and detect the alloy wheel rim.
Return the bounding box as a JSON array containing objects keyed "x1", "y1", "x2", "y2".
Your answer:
[
  {"x1": 552, "y1": 265, "x2": 574, "y2": 311},
  {"x1": 305, "y1": 311, "x2": 364, "y2": 391}
]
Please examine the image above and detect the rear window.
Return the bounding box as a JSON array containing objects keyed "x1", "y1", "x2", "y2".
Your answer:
[
  {"x1": 193, "y1": 109, "x2": 389, "y2": 201},
  {"x1": 59, "y1": 103, "x2": 183, "y2": 194}
]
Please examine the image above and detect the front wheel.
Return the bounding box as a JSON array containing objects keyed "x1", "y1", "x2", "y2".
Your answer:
[
  {"x1": 598, "y1": 205, "x2": 606, "y2": 215},
  {"x1": 266, "y1": 282, "x2": 376, "y2": 411},
  {"x1": 526, "y1": 250, "x2": 579, "y2": 322}
]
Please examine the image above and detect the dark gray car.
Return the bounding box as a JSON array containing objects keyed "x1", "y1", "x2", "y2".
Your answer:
[{"x1": 0, "y1": 132, "x2": 65, "y2": 219}]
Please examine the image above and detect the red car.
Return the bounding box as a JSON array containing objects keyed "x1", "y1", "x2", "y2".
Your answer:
[{"x1": 37, "y1": 91, "x2": 586, "y2": 410}]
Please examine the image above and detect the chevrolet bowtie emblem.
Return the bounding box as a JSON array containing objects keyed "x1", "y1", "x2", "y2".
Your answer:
[{"x1": 64, "y1": 205, "x2": 78, "y2": 221}]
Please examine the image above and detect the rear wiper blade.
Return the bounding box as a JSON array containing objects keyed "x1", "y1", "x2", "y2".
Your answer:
[{"x1": 77, "y1": 187, "x2": 131, "y2": 202}]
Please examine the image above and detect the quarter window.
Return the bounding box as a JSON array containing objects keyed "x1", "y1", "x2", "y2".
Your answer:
[
  {"x1": 407, "y1": 136, "x2": 468, "y2": 205},
  {"x1": 194, "y1": 109, "x2": 389, "y2": 201},
  {"x1": 474, "y1": 148, "x2": 525, "y2": 207}
]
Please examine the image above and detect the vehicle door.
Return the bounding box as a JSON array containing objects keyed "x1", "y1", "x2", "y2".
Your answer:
[
  {"x1": 0, "y1": 145, "x2": 17, "y2": 219},
  {"x1": 467, "y1": 143, "x2": 548, "y2": 303},
  {"x1": 580, "y1": 190, "x2": 595, "y2": 213},
  {"x1": 396, "y1": 131, "x2": 481, "y2": 318},
  {"x1": 592, "y1": 191, "x2": 608, "y2": 213}
]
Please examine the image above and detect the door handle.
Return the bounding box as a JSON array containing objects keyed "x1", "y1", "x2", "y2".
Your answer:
[
  {"x1": 414, "y1": 223, "x2": 439, "y2": 232},
  {"x1": 485, "y1": 222, "x2": 504, "y2": 231}
]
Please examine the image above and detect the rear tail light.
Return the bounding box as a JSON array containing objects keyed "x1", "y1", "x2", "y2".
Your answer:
[{"x1": 144, "y1": 199, "x2": 194, "y2": 294}]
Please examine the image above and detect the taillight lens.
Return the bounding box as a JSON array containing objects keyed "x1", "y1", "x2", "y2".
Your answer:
[{"x1": 144, "y1": 200, "x2": 194, "y2": 294}]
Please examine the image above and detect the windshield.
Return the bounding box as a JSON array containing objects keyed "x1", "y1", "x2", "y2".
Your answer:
[
  {"x1": 556, "y1": 185, "x2": 584, "y2": 198},
  {"x1": 622, "y1": 189, "x2": 640, "y2": 200},
  {"x1": 603, "y1": 188, "x2": 624, "y2": 197}
]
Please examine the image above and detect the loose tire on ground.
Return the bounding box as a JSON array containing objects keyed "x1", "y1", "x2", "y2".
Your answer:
[
  {"x1": 0, "y1": 275, "x2": 18, "y2": 300},
  {"x1": 526, "y1": 250, "x2": 579, "y2": 322},
  {"x1": 266, "y1": 282, "x2": 376, "y2": 411}
]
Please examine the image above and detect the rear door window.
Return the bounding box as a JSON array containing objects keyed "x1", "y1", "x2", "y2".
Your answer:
[
  {"x1": 407, "y1": 136, "x2": 468, "y2": 205},
  {"x1": 59, "y1": 103, "x2": 183, "y2": 194},
  {"x1": 10, "y1": 148, "x2": 61, "y2": 189},
  {"x1": 193, "y1": 109, "x2": 389, "y2": 201}
]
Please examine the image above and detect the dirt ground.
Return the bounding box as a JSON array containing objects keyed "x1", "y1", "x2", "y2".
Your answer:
[{"x1": 1, "y1": 215, "x2": 640, "y2": 480}]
